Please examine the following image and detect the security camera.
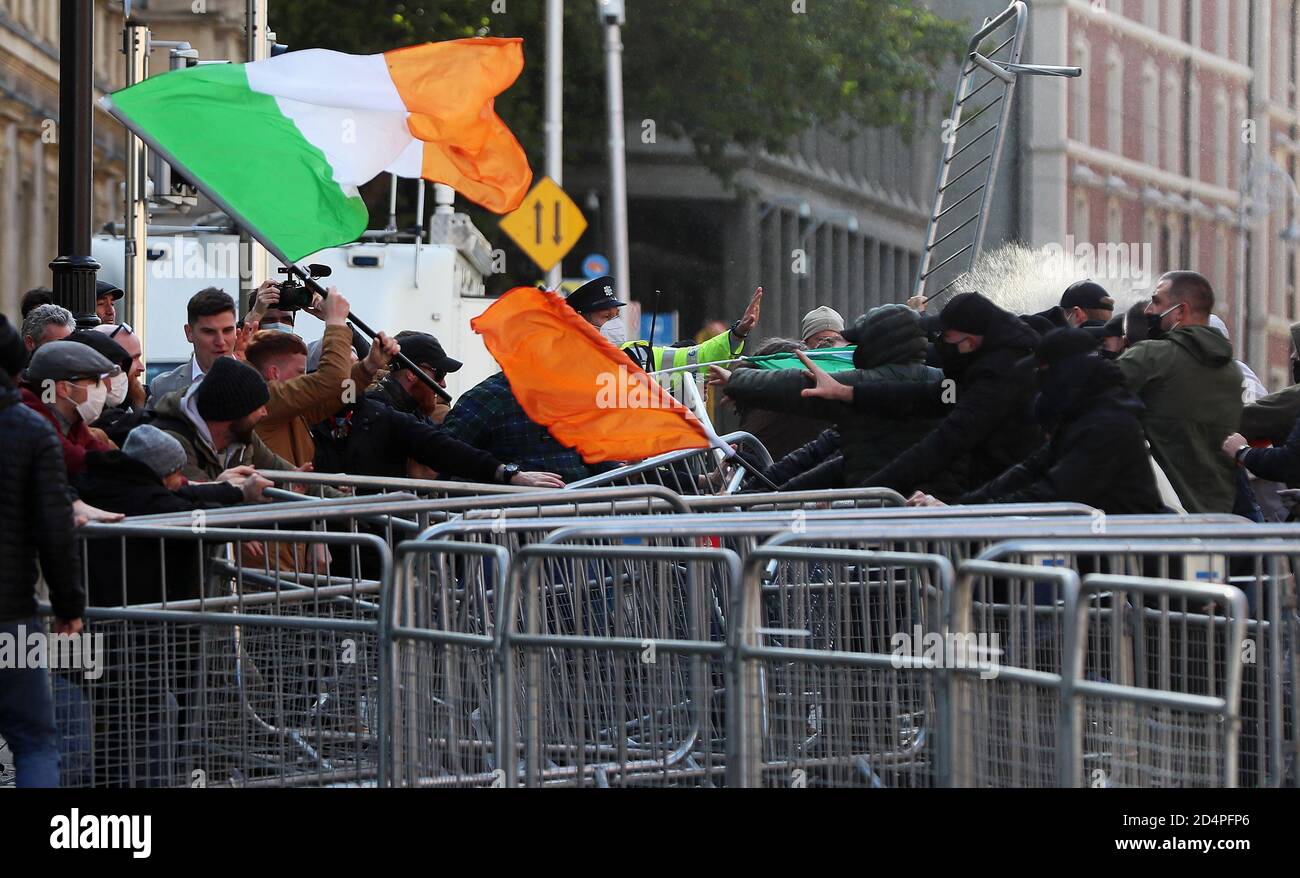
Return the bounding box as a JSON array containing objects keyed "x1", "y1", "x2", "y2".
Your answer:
[{"x1": 597, "y1": 0, "x2": 625, "y2": 25}]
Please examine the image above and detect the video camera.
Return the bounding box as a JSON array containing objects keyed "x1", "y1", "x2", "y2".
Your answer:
[{"x1": 274, "y1": 263, "x2": 333, "y2": 311}]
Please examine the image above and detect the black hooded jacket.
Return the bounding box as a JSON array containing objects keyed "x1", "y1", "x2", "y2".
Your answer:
[
  {"x1": 961, "y1": 354, "x2": 1165, "y2": 513},
  {"x1": 724, "y1": 304, "x2": 951, "y2": 492},
  {"x1": 0, "y1": 381, "x2": 83, "y2": 622},
  {"x1": 849, "y1": 307, "x2": 1044, "y2": 499}
]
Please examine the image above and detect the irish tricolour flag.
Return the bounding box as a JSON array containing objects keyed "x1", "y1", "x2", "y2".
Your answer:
[{"x1": 101, "y1": 38, "x2": 533, "y2": 263}]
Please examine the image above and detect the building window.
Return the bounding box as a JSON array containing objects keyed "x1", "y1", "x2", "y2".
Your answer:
[
  {"x1": 1165, "y1": 0, "x2": 1183, "y2": 39},
  {"x1": 1107, "y1": 198, "x2": 1123, "y2": 243},
  {"x1": 1164, "y1": 71, "x2": 1181, "y2": 174},
  {"x1": 1142, "y1": 63, "x2": 1160, "y2": 166},
  {"x1": 1144, "y1": 0, "x2": 1159, "y2": 30},
  {"x1": 1215, "y1": 0, "x2": 1230, "y2": 56},
  {"x1": 1072, "y1": 36, "x2": 1090, "y2": 144},
  {"x1": 1187, "y1": 79, "x2": 1201, "y2": 180},
  {"x1": 1073, "y1": 190, "x2": 1090, "y2": 243},
  {"x1": 1107, "y1": 48, "x2": 1124, "y2": 155},
  {"x1": 1215, "y1": 227, "x2": 1229, "y2": 298},
  {"x1": 1214, "y1": 87, "x2": 1229, "y2": 186}
]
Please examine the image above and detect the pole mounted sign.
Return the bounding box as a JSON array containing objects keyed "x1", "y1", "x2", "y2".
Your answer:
[{"x1": 499, "y1": 176, "x2": 588, "y2": 272}]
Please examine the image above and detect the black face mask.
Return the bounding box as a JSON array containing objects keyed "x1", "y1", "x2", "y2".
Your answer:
[
  {"x1": 1099, "y1": 348, "x2": 1120, "y2": 361},
  {"x1": 1145, "y1": 304, "x2": 1182, "y2": 340},
  {"x1": 937, "y1": 340, "x2": 974, "y2": 376}
]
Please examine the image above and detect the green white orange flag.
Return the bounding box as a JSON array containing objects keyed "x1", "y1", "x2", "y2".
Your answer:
[
  {"x1": 101, "y1": 38, "x2": 533, "y2": 262},
  {"x1": 472, "y1": 287, "x2": 712, "y2": 463}
]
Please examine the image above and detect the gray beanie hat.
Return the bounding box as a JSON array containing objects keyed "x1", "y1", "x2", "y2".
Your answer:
[
  {"x1": 800, "y1": 306, "x2": 845, "y2": 341},
  {"x1": 122, "y1": 424, "x2": 188, "y2": 479},
  {"x1": 846, "y1": 304, "x2": 928, "y2": 369}
]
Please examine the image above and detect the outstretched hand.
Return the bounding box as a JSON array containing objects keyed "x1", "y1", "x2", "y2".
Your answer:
[
  {"x1": 796, "y1": 350, "x2": 852, "y2": 402},
  {"x1": 736, "y1": 287, "x2": 763, "y2": 336}
]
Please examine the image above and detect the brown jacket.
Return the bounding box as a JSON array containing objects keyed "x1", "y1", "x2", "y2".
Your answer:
[{"x1": 255, "y1": 325, "x2": 376, "y2": 466}]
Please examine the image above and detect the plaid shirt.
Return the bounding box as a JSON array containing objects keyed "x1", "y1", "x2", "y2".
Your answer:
[{"x1": 442, "y1": 372, "x2": 594, "y2": 483}]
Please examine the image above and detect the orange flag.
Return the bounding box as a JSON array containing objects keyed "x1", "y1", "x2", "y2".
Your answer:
[
  {"x1": 385, "y1": 38, "x2": 533, "y2": 213},
  {"x1": 472, "y1": 287, "x2": 711, "y2": 462}
]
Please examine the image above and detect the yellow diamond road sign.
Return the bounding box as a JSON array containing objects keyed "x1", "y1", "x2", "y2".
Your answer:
[{"x1": 499, "y1": 177, "x2": 588, "y2": 272}]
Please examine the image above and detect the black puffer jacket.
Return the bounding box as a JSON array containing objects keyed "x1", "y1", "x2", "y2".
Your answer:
[
  {"x1": 851, "y1": 307, "x2": 1043, "y2": 499},
  {"x1": 726, "y1": 305, "x2": 949, "y2": 491},
  {"x1": 0, "y1": 382, "x2": 83, "y2": 622},
  {"x1": 961, "y1": 354, "x2": 1164, "y2": 513},
  {"x1": 74, "y1": 451, "x2": 244, "y2": 605}
]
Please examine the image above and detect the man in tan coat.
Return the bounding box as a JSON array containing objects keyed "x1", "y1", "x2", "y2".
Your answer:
[{"x1": 245, "y1": 288, "x2": 399, "y2": 467}]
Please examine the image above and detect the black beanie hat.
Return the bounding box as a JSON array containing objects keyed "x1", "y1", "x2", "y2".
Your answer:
[
  {"x1": 1034, "y1": 327, "x2": 1099, "y2": 368},
  {"x1": 0, "y1": 314, "x2": 25, "y2": 380},
  {"x1": 194, "y1": 356, "x2": 270, "y2": 422},
  {"x1": 939, "y1": 291, "x2": 1002, "y2": 335},
  {"x1": 847, "y1": 304, "x2": 928, "y2": 369}
]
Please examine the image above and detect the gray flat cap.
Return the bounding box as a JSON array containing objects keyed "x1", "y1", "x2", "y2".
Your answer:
[{"x1": 26, "y1": 340, "x2": 120, "y2": 383}]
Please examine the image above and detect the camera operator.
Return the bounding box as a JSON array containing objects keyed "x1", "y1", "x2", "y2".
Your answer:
[{"x1": 245, "y1": 283, "x2": 400, "y2": 467}]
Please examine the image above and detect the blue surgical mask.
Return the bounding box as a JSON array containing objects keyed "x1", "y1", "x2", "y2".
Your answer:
[{"x1": 259, "y1": 322, "x2": 296, "y2": 334}]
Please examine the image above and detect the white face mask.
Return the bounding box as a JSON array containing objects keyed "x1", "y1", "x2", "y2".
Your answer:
[
  {"x1": 68, "y1": 381, "x2": 109, "y2": 424},
  {"x1": 600, "y1": 316, "x2": 628, "y2": 346},
  {"x1": 106, "y1": 372, "x2": 129, "y2": 407}
]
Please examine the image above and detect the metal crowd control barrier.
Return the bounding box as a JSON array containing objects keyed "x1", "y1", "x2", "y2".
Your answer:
[
  {"x1": 387, "y1": 541, "x2": 509, "y2": 787},
  {"x1": 259, "y1": 470, "x2": 531, "y2": 499},
  {"x1": 498, "y1": 545, "x2": 741, "y2": 787},
  {"x1": 47, "y1": 524, "x2": 393, "y2": 788},
  {"x1": 683, "y1": 488, "x2": 907, "y2": 511},
  {"x1": 1073, "y1": 575, "x2": 1247, "y2": 788},
  {"x1": 564, "y1": 431, "x2": 774, "y2": 495},
  {"x1": 947, "y1": 560, "x2": 1081, "y2": 788},
  {"x1": 734, "y1": 547, "x2": 956, "y2": 788},
  {"x1": 975, "y1": 538, "x2": 1299, "y2": 788}
]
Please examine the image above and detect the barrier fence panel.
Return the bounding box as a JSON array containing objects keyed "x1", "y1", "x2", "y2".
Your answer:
[
  {"x1": 975, "y1": 539, "x2": 1299, "y2": 788},
  {"x1": 387, "y1": 541, "x2": 509, "y2": 788},
  {"x1": 947, "y1": 560, "x2": 1081, "y2": 789},
  {"x1": 44, "y1": 525, "x2": 392, "y2": 788},
  {"x1": 735, "y1": 547, "x2": 956, "y2": 788},
  {"x1": 564, "y1": 431, "x2": 774, "y2": 495},
  {"x1": 1072, "y1": 575, "x2": 1248, "y2": 789},
  {"x1": 497, "y1": 545, "x2": 739, "y2": 787}
]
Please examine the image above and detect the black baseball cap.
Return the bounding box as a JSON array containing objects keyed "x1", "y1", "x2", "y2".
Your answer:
[
  {"x1": 391, "y1": 331, "x2": 462, "y2": 374},
  {"x1": 96, "y1": 280, "x2": 125, "y2": 301},
  {"x1": 68, "y1": 329, "x2": 132, "y2": 373},
  {"x1": 1060, "y1": 279, "x2": 1114, "y2": 313},
  {"x1": 565, "y1": 276, "x2": 625, "y2": 314}
]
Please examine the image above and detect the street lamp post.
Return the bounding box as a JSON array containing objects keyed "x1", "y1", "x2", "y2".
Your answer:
[
  {"x1": 598, "y1": 0, "x2": 630, "y2": 305},
  {"x1": 545, "y1": 0, "x2": 564, "y2": 290},
  {"x1": 50, "y1": 0, "x2": 101, "y2": 329}
]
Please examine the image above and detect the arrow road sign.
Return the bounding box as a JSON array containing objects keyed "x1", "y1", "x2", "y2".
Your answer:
[{"x1": 499, "y1": 177, "x2": 588, "y2": 272}]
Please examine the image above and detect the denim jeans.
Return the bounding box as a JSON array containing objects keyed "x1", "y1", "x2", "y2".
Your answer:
[{"x1": 0, "y1": 617, "x2": 61, "y2": 787}]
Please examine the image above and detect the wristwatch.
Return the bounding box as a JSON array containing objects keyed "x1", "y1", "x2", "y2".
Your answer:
[
  {"x1": 730, "y1": 318, "x2": 748, "y2": 339},
  {"x1": 497, "y1": 463, "x2": 521, "y2": 484}
]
